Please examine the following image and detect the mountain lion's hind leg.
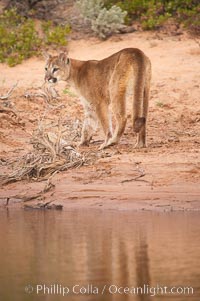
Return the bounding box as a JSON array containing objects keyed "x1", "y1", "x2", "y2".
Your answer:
[
  {"x1": 97, "y1": 103, "x2": 113, "y2": 150},
  {"x1": 134, "y1": 82, "x2": 150, "y2": 148},
  {"x1": 103, "y1": 90, "x2": 127, "y2": 148},
  {"x1": 134, "y1": 117, "x2": 146, "y2": 148}
]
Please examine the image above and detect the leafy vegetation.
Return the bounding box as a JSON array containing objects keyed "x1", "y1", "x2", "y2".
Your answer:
[
  {"x1": 77, "y1": 0, "x2": 127, "y2": 38},
  {"x1": 0, "y1": 9, "x2": 70, "y2": 66},
  {"x1": 42, "y1": 21, "x2": 71, "y2": 46},
  {"x1": 0, "y1": 9, "x2": 40, "y2": 66},
  {"x1": 104, "y1": 0, "x2": 200, "y2": 33},
  {"x1": 0, "y1": 1, "x2": 199, "y2": 66}
]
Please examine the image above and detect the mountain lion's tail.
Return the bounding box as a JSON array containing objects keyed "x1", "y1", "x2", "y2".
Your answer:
[{"x1": 133, "y1": 54, "x2": 151, "y2": 147}]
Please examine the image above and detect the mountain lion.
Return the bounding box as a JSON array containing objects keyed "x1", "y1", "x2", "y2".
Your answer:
[{"x1": 44, "y1": 48, "x2": 151, "y2": 149}]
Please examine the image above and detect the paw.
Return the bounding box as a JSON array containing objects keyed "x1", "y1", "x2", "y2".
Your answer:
[
  {"x1": 134, "y1": 141, "x2": 146, "y2": 149},
  {"x1": 98, "y1": 142, "x2": 107, "y2": 150},
  {"x1": 98, "y1": 139, "x2": 117, "y2": 150}
]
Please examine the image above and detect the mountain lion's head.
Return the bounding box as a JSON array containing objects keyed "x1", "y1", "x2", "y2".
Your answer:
[{"x1": 44, "y1": 52, "x2": 70, "y2": 83}]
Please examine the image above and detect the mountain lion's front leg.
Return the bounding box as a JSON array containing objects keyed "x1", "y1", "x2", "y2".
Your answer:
[{"x1": 79, "y1": 110, "x2": 97, "y2": 146}]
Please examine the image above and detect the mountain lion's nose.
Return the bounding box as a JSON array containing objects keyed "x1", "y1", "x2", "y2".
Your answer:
[{"x1": 47, "y1": 77, "x2": 57, "y2": 83}]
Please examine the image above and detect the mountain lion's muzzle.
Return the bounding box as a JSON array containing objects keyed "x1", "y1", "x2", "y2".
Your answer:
[{"x1": 45, "y1": 75, "x2": 57, "y2": 83}]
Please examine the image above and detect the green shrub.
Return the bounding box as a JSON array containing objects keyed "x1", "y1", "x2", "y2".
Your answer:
[
  {"x1": 104, "y1": 0, "x2": 200, "y2": 33},
  {"x1": 77, "y1": 0, "x2": 127, "y2": 38},
  {"x1": 141, "y1": 3, "x2": 172, "y2": 30},
  {"x1": 105, "y1": 0, "x2": 150, "y2": 24},
  {"x1": 42, "y1": 21, "x2": 71, "y2": 46},
  {"x1": 0, "y1": 9, "x2": 41, "y2": 66},
  {"x1": 177, "y1": 4, "x2": 200, "y2": 34},
  {"x1": 0, "y1": 9, "x2": 71, "y2": 66},
  {"x1": 91, "y1": 5, "x2": 127, "y2": 38}
]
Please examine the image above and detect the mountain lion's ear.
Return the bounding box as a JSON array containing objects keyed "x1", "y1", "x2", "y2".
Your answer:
[
  {"x1": 58, "y1": 52, "x2": 69, "y2": 64},
  {"x1": 42, "y1": 51, "x2": 51, "y2": 60}
]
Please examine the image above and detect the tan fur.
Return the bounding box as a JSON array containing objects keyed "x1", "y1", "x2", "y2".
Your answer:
[{"x1": 44, "y1": 48, "x2": 151, "y2": 149}]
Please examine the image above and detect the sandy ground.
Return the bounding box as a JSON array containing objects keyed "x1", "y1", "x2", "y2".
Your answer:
[{"x1": 0, "y1": 31, "x2": 200, "y2": 211}]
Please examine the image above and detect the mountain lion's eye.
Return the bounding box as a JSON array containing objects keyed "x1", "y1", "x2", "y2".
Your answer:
[
  {"x1": 45, "y1": 67, "x2": 47, "y2": 71},
  {"x1": 53, "y1": 67, "x2": 59, "y2": 73}
]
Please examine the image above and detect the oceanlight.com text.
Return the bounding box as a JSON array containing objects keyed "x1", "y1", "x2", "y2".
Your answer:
[{"x1": 25, "y1": 283, "x2": 194, "y2": 297}]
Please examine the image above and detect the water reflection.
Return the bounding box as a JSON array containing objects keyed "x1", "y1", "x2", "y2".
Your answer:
[
  {"x1": 135, "y1": 234, "x2": 151, "y2": 301},
  {"x1": 0, "y1": 210, "x2": 200, "y2": 301}
]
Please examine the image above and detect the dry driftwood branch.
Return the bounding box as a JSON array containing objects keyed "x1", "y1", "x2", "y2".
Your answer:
[
  {"x1": 24, "y1": 83, "x2": 60, "y2": 106},
  {"x1": 0, "y1": 106, "x2": 18, "y2": 116},
  {"x1": 0, "y1": 105, "x2": 22, "y2": 126},
  {"x1": 121, "y1": 173, "x2": 147, "y2": 183},
  {"x1": 0, "y1": 116, "x2": 87, "y2": 185},
  {"x1": 0, "y1": 82, "x2": 18, "y2": 100},
  {"x1": 23, "y1": 193, "x2": 43, "y2": 202},
  {"x1": 43, "y1": 178, "x2": 55, "y2": 193},
  {"x1": 0, "y1": 111, "x2": 110, "y2": 186},
  {"x1": 1, "y1": 177, "x2": 56, "y2": 206},
  {"x1": 121, "y1": 165, "x2": 148, "y2": 183},
  {"x1": 24, "y1": 202, "x2": 63, "y2": 210},
  {"x1": 0, "y1": 192, "x2": 43, "y2": 204},
  {"x1": 0, "y1": 82, "x2": 24, "y2": 125},
  {"x1": 55, "y1": 115, "x2": 63, "y2": 154}
]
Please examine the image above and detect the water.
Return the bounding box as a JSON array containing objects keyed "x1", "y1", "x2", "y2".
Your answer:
[{"x1": 0, "y1": 209, "x2": 200, "y2": 301}]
